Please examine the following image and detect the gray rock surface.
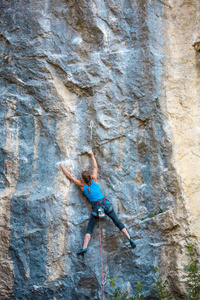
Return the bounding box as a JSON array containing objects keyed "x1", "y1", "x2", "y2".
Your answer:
[{"x1": 0, "y1": 0, "x2": 199, "y2": 299}]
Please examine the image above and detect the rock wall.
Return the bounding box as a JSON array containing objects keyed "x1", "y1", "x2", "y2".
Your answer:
[
  {"x1": 162, "y1": 0, "x2": 200, "y2": 239},
  {"x1": 0, "y1": 0, "x2": 199, "y2": 299}
]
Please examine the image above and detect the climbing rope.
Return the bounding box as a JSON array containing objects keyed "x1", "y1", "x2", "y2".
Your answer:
[{"x1": 98, "y1": 218, "x2": 104, "y2": 300}]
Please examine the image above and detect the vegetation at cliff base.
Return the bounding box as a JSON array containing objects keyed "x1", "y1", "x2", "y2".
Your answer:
[
  {"x1": 107, "y1": 242, "x2": 200, "y2": 300},
  {"x1": 182, "y1": 242, "x2": 200, "y2": 300}
]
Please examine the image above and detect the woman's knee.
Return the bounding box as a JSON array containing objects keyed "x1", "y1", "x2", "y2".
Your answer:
[
  {"x1": 113, "y1": 217, "x2": 125, "y2": 230},
  {"x1": 118, "y1": 222, "x2": 125, "y2": 230},
  {"x1": 86, "y1": 216, "x2": 98, "y2": 234},
  {"x1": 86, "y1": 228, "x2": 92, "y2": 234},
  {"x1": 114, "y1": 219, "x2": 125, "y2": 231}
]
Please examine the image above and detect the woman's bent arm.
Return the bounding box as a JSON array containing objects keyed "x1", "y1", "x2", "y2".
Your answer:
[{"x1": 60, "y1": 163, "x2": 83, "y2": 188}]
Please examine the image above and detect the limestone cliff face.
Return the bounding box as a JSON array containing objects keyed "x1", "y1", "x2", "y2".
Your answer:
[
  {"x1": 162, "y1": 0, "x2": 200, "y2": 239},
  {"x1": 0, "y1": 0, "x2": 199, "y2": 299}
]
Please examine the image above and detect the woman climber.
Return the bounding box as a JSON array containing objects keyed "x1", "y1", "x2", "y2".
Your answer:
[{"x1": 59, "y1": 149, "x2": 136, "y2": 254}]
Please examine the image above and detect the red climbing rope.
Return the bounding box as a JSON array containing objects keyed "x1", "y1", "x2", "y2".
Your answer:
[{"x1": 98, "y1": 218, "x2": 104, "y2": 300}]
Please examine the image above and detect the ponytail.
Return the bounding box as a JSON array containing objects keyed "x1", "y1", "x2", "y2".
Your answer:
[{"x1": 82, "y1": 171, "x2": 92, "y2": 193}]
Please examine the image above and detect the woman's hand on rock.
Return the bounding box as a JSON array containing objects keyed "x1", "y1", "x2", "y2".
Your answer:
[{"x1": 87, "y1": 148, "x2": 93, "y2": 156}]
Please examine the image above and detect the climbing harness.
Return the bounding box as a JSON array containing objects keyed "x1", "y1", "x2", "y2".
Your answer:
[
  {"x1": 91, "y1": 198, "x2": 113, "y2": 218},
  {"x1": 99, "y1": 217, "x2": 105, "y2": 300},
  {"x1": 94, "y1": 199, "x2": 106, "y2": 218}
]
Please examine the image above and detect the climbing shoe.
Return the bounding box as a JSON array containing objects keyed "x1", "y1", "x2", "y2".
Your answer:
[
  {"x1": 77, "y1": 248, "x2": 87, "y2": 255},
  {"x1": 129, "y1": 239, "x2": 136, "y2": 249}
]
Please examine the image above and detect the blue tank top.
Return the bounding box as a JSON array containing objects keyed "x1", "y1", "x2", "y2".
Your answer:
[{"x1": 82, "y1": 180, "x2": 104, "y2": 203}]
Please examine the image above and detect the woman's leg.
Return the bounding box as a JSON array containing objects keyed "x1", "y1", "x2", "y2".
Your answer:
[
  {"x1": 106, "y1": 209, "x2": 125, "y2": 231},
  {"x1": 83, "y1": 233, "x2": 91, "y2": 249},
  {"x1": 107, "y1": 209, "x2": 136, "y2": 248},
  {"x1": 77, "y1": 214, "x2": 98, "y2": 254}
]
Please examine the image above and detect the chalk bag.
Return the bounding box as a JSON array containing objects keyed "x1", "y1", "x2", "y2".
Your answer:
[{"x1": 98, "y1": 207, "x2": 106, "y2": 218}]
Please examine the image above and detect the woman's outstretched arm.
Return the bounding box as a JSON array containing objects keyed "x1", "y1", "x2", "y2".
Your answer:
[
  {"x1": 60, "y1": 162, "x2": 83, "y2": 189},
  {"x1": 87, "y1": 149, "x2": 98, "y2": 182}
]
